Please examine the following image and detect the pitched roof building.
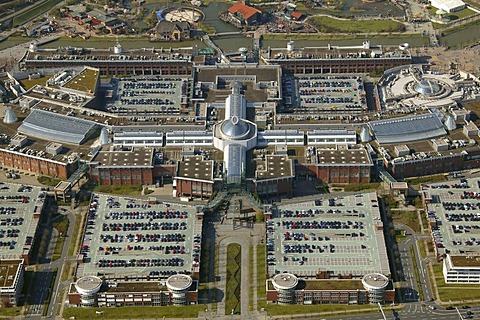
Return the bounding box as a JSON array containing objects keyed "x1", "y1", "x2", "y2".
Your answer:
[
  {"x1": 152, "y1": 21, "x2": 191, "y2": 42},
  {"x1": 227, "y1": 2, "x2": 262, "y2": 26}
]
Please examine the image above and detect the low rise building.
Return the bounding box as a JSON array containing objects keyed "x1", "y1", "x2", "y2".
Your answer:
[
  {"x1": 0, "y1": 260, "x2": 24, "y2": 307},
  {"x1": 226, "y1": 2, "x2": 262, "y2": 27},
  {"x1": 152, "y1": 21, "x2": 191, "y2": 42},
  {"x1": 89, "y1": 147, "x2": 154, "y2": 185},
  {"x1": 250, "y1": 154, "x2": 294, "y2": 197},
  {"x1": 296, "y1": 145, "x2": 373, "y2": 184},
  {"x1": 443, "y1": 255, "x2": 480, "y2": 283},
  {"x1": 173, "y1": 155, "x2": 215, "y2": 199},
  {"x1": 267, "y1": 273, "x2": 394, "y2": 305}
]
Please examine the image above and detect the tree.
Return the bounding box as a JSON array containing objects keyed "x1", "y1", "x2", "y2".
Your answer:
[
  {"x1": 144, "y1": 10, "x2": 158, "y2": 29},
  {"x1": 255, "y1": 210, "x2": 264, "y2": 222},
  {"x1": 49, "y1": 7, "x2": 63, "y2": 19}
]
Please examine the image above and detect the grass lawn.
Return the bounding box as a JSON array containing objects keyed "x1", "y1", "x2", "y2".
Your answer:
[
  {"x1": 52, "y1": 236, "x2": 65, "y2": 261},
  {"x1": 249, "y1": 245, "x2": 254, "y2": 311},
  {"x1": 37, "y1": 176, "x2": 61, "y2": 187},
  {"x1": 257, "y1": 244, "x2": 266, "y2": 310},
  {"x1": 95, "y1": 184, "x2": 142, "y2": 196},
  {"x1": 440, "y1": 18, "x2": 480, "y2": 36},
  {"x1": 429, "y1": 6, "x2": 476, "y2": 20},
  {"x1": 432, "y1": 263, "x2": 480, "y2": 302},
  {"x1": 390, "y1": 210, "x2": 421, "y2": 233},
  {"x1": 307, "y1": 16, "x2": 405, "y2": 33},
  {"x1": 225, "y1": 243, "x2": 241, "y2": 315},
  {"x1": 405, "y1": 174, "x2": 447, "y2": 186},
  {"x1": 266, "y1": 303, "x2": 381, "y2": 316},
  {"x1": 63, "y1": 305, "x2": 205, "y2": 319},
  {"x1": 333, "y1": 182, "x2": 381, "y2": 192},
  {"x1": 20, "y1": 76, "x2": 51, "y2": 90},
  {"x1": 13, "y1": 0, "x2": 63, "y2": 26},
  {"x1": 68, "y1": 214, "x2": 81, "y2": 257},
  {"x1": 410, "y1": 247, "x2": 423, "y2": 301},
  {"x1": 0, "y1": 306, "x2": 23, "y2": 317}
]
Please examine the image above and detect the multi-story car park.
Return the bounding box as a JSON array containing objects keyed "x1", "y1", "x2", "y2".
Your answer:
[
  {"x1": 0, "y1": 182, "x2": 46, "y2": 264},
  {"x1": 422, "y1": 178, "x2": 480, "y2": 283},
  {"x1": 68, "y1": 194, "x2": 201, "y2": 307},
  {"x1": 265, "y1": 192, "x2": 394, "y2": 305}
]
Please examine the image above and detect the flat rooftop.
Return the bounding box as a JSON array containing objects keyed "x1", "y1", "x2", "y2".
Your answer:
[
  {"x1": 77, "y1": 194, "x2": 202, "y2": 280},
  {"x1": 176, "y1": 156, "x2": 214, "y2": 182},
  {"x1": 255, "y1": 155, "x2": 294, "y2": 180},
  {"x1": 314, "y1": 147, "x2": 373, "y2": 166},
  {"x1": 25, "y1": 47, "x2": 193, "y2": 63},
  {"x1": 267, "y1": 279, "x2": 365, "y2": 291},
  {"x1": 423, "y1": 178, "x2": 480, "y2": 257},
  {"x1": 0, "y1": 259, "x2": 23, "y2": 289},
  {"x1": 0, "y1": 182, "x2": 45, "y2": 260},
  {"x1": 266, "y1": 192, "x2": 390, "y2": 278},
  {"x1": 62, "y1": 67, "x2": 98, "y2": 94},
  {"x1": 450, "y1": 255, "x2": 480, "y2": 268},
  {"x1": 92, "y1": 148, "x2": 154, "y2": 168},
  {"x1": 110, "y1": 76, "x2": 191, "y2": 116},
  {"x1": 196, "y1": 65, "x2": 280, "y2": 83},
  {"x1": 282, "y1": 75, "x2": 366, "y2": 113}
]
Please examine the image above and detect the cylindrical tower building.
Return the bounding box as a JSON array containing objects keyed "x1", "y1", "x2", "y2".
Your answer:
[
  {"x1": 361, "y1": 273, "x2": 389, "y2": 304},
  {"x1": 166, "y1": 274, "x2": 193, "y2": 305},
  {"x1": 271, "y1": 273, "x2": 298, "y2": 304},
  {"x1": 74, "y1": 276, "x2": 103, "y2": 307}
]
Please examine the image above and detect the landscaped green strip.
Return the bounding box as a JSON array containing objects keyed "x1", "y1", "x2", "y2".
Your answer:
[
  {"x1": 249, "y1": 245, "x2": 254, "y2": 311},
  {"x1": 307, "y1": 16, "x2": 405, "y2": 33},
  {"x1": 13, "y1": 0, "x2": 63, "y2": 26},
  {"x1": 440, "y1": 18, "x2": 480, "y2": 36},
  {"x1": 257, "y1": 244, "x2": 266, "y2": 310},
  {"x1": 266, "y1": 303, "x2": 381, "y2": 315},
  {"x1": 410, "y1": 246, "x2": 423, "y2": 301},
  {"x1": 225, "y1": 243, "x2": 241, "y2": 315},
  {"x1": 406, "y1": 174, "x2": 447, "y2": 186},
  {"x1": 63, "y1": 305, "x2": 205, "y2": 319}
]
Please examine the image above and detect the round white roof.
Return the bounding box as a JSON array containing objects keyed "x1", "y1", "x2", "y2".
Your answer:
[
  {"x1": 361, "y1": 273, "x2": 389, "y2": 290},
  {"x1": 166, "y1": 274, "x2": 193, "y2": 292},
  {"x1": 74, "y1": 275, "x2": 103, "y2": 295},
  {"x1": 272, "y1": 273, "x2": 298, "y2": 290}
]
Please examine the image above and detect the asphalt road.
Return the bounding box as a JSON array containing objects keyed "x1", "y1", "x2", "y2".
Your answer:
[{"x1": 25, "y1": 208, "x2": 76, "y2": 319}]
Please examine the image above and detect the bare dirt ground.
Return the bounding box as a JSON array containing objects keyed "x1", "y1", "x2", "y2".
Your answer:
[{"x1": 413, "y1": 46, "x2": 480, "y2": 74}]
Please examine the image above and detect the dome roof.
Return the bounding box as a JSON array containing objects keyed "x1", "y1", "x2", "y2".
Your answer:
[
  {"x1": 415, "y1": 79, "x2": 441, "y2": 95},
  {"x1": 221, "y1": 116, "x2": 250, "y2": 139}
]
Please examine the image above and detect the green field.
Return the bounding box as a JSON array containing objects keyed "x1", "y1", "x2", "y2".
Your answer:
[
  {"x1": 390, "y1": 210, "x2": 421, "y2": 233},
  {"x1": 13, "y1": 0, "x2": 63, "y2": 26},
  {"x1": 307, "y1": 16, "x2": 406, "y2": 33}
]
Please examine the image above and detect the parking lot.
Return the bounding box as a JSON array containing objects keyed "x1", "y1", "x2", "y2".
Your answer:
[
  {"x1": 266, "y1": 192, "x2": 390, "y2": 278},
  {"x1": 424, "y1": 178, "x2": 480, "y2": 256},
  {"x1": 110, "y1": 77, "x2": 191, "y2": 116},
  {"x1": 282, "y1": 75, "x2": 367, "y2": 113},
  {"x1": 0, "y1": 182, "x2": 45, "y2": 260},
  {"x1": 78, "y1": 194, "x2": 202, "y2": 280}
]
